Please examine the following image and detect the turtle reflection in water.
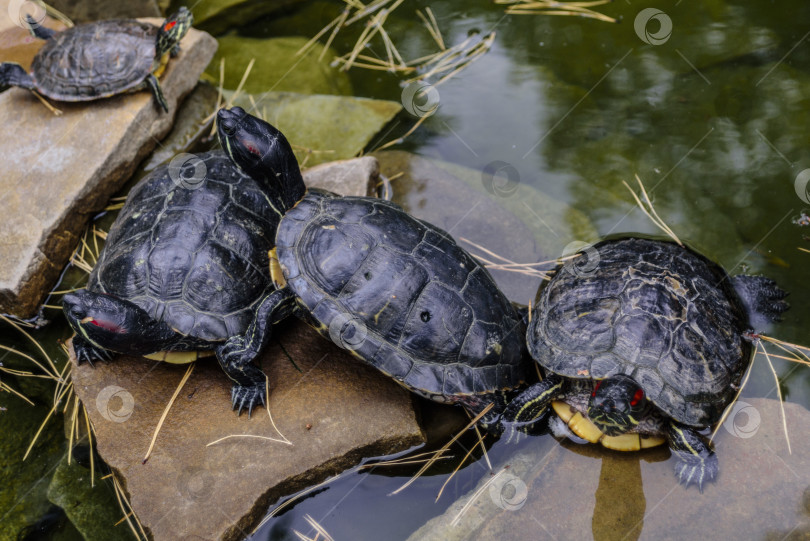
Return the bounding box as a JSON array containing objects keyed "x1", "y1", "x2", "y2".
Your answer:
[
  {"x1": 501, "y1": 238, "x2": 788, "y2": 490},
  {"x1": 0, "y1": 8, "x2": 193, "y2": 112},
  {"x1": 214, "y1": 106, "x2": 531, "y2": 429}
]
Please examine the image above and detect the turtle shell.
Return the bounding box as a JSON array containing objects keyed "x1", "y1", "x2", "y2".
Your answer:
[
  {"x1": 529, "y1": 238, "x2": 751, "y2": 427},
  {"x1": 31, "y1": 19, "x2": 157, "y2": 101},
  {"x1": 276, "y1": 190, "x2": 528, "y2": 400},
  {"x1": 87, "y1": 151, "x2": 278, "y2": 343}
]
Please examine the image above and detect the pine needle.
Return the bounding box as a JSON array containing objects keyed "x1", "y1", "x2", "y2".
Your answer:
[
  {"x1": 710, "y1": 352, "x2": 754, "y2": 443},
  {"x1": 390, "y1": 402, "x2": 493, "y2": 495},
  {"x1": 143, "y1": 363, "x2": 195, "y2": 463},
  {"x1": 111, "y1": 474, "x2": 148, "y2": 540},
  {"x1": 0, "y1": 315, "x2": 59, "y2": 378},
  {"x1": 758, "y1": 340, "x2": 792, "y2": 453},
  {"x1": 450, "y1": 468, "x2": 509, "y2": 527},
  {"x1": 265, "y1": 374, "x2": 292, "y2": 445},
  {"x1": 623, "y1": 175, "x2": 683, "y2": 246},
  {"x1": 206, "y1": 434, "x2": 292, "y2": 446}
]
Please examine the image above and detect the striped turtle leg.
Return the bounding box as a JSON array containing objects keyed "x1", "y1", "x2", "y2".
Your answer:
[
  {"x1": 499, "y1": 373, "x2": 566, "y2": 439},
  {"x1": 72, "y1": 335, "x2": 113, "y2": 365},
  {"x1": 666, "y1": 422, "x2": 718, "y2": 492},
  {"x1": 144, "y1": 74, "x2": 169, "y2": 113},
  {"x1": 216, "y1": 287, "x2": 298, "y2": 417},
  {"x1": 0, "y1": 63, "x2": 35, "y2": 90}
]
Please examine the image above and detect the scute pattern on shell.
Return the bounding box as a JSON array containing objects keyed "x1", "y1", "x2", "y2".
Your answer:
[
  {"x1": 277, "y1": 190, "x2": 528, "y2": 399},
  {"x1": 529, "y1": 238, "x2": 751, "y2": 427},
  {"x1": 31, "y1": 20, "x2": 157, "y2": 100},
  {"x1": 88, "y1": 151, "x2": 278, "y2": 342}
]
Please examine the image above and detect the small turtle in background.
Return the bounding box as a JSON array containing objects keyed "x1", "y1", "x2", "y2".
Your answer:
[
  {"x1": 502, "y1": 237, "x2": 788, "y2": 490},
  {"x1": 63, "y1": 151, "x2": 281, "y2": 415},
  {"x1": 215, "y1": 106, "x2": 532, "y2": 430},
  {"x1": 0, "y1": 8, "x2": 193, "y2": 112}
]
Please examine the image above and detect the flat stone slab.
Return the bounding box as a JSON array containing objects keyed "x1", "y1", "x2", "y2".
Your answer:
[
  {"x1": 408, "y1": 398, "x2": 810, "y2": 541},
  {"x1": 70, "y1": 319, "x2": 424, "y2": 541},
  {"x1": 303, "y1": 156, "x2": 378, "y2": 197},
  {"x1": 0, "y1": 20, "x2": 217, "y2": 318}
]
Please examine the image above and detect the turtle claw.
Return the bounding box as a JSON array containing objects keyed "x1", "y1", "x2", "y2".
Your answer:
[
  {"x1": 231, "y1": 384, "x2": 266, "y2": 418},
  {"x1": 673, "y1": 451, "x2": 718, "y2": 492},
  {"x1": 73, "y1": 337, "x2": 112, "y2": 366}
]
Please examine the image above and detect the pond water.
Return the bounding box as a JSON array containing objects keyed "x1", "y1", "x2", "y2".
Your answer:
[{"x1": 2, "y1": 0, "x2": 810, "y2": 539}]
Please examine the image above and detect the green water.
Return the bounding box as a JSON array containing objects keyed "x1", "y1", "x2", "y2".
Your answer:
[{"x1": 2, "y1": 0, "x2": 810, "y2": 539}]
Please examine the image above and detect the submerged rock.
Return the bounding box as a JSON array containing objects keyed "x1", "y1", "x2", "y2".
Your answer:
[
  {"x1": 408, "y1": 398, "x2": 810, "y2": 541},
  {"x1": 204, "y1": 36, "x2": 352, "y2": 96},
  {"x1": 170, "y1": 0, "x2": 307, "y2": 35},
  {"x1": 228, "y1": 92, "x2": 402, "y2": 167},
  {"x1": 69, "y1": 318, "x2": 424, "y2": 541},
  {"x1": 0, "y1": 20, "x2": 216, "y2": 318},
  {"x1": 303, "y1": 156, "x2": 378, "y2": 197},
  {"x1": 373, "y1": 151, "x2": 598, "y2": 302}
]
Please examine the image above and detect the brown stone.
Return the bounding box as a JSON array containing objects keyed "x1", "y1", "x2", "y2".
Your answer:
[
  {"x1": 408, "y1": 398, "x2": 810, "y2": 541},
  {"x1": 0, "y1": 20, "x2": 217, "y2": 318},
  {"x1": 70, "y1": 319, "x2": 424, "y2": 541}
]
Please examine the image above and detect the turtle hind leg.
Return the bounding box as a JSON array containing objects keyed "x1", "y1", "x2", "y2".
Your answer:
[
  {"x1": 144, "y1": 74, "x2": 169, "y2": 113},
  {"x1": 24, "y1": 15, "x2": 55, "y2": 40},
  {"x1": 666, "y1": 423, "x2": 718, "y2": 492},
  {"x1": 732, "y1": 275, "x2": 789, "y2": 327},
  {"x1": 0, "y1": 63, "x2": 35, "y2": 90},
  {"x1": 215, "y1": 288, "x2": 298, "y2": 417}
]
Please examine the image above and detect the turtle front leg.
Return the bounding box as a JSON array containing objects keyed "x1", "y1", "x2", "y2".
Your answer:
[
  {"x1": 24, "y1": 14, "x2": 55, "y2": 40},
  {"x1": 499, "y1": 373, "x2": 566, "y2": 440},
  {"x1": 144, "y1": 74, "x2": 169, "y2": 113},
  {"x1": 215, "y1": 288, "x2": 298, "y2": 417},
  {"x1": 0, "y1": 63, "x2": 35, "y2": 90},
  {"x1": 666, "y1": 422, "x2": 718, "y2": 492},
  {"x1": 71, "y1": 335, "x2": 113, "y2": 366}
]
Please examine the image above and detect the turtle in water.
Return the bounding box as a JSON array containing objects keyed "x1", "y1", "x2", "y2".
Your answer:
[
  {"x1": 0, "y1": 8, "x2": 193, "y2": 112},
  {"x1": 62, "y1": 151, "x2": 281, "y2": 414},
  {"x1": 501, "y1": 237, "x2": 788, "y2": 490},
  {"x1": 214, "y1": 106, "x2": 530, "y2": 428}
]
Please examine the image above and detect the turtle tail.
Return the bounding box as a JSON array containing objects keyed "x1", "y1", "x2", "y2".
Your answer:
[
  {"x1": 0, "y1": 63, "x2": 35, "y2": 91},
  {"x1": 732, "y1": 275, "x2": 789, "y2": 328}
]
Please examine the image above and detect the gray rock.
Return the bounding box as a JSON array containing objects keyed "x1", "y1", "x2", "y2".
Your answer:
[
  {"x1": 68, "y1": 319, "x2": 424, "y2": 541},
  {"x1": 0, "y1": 21, "x2": 217, "y2": 318},
  {"x1": 303, "y1": 156, "x2": 378, "y2": 197},
  {"x1": 408, "y1": 398, "x2": 810, "y2": 541}
]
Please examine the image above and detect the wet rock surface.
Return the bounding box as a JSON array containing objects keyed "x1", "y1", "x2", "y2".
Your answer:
[
  {"x1": 408, "y1": 398, "x2": 810, "y2": 541},
  {"x1": 303, "y1": 156, "x2": 378, "y2": 197},
  {"x1": 0, "y1": 20, "x2": 216, "y2": 318},
  {"x1": 374, "y1": 151, "x2": 598, "y2": 302},
  {"x1": 69, "y1": 319, "x2": 424, "y2": 541},
  {"x1": 229, "y1": 92, "x2": 402, "y2": 167}
]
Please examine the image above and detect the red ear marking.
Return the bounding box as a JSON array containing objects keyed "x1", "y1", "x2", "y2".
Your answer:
[
  {"x1": 164, "y1": 21, "x2": 177, "y2": 31},
  {"x1": 244, "y1": 141, "x2": 261, "y2": 156},
  {"x1": 89, "y1": 318, "x2": 125, "y2": 334},
  {"x1": 630, "y1": 389, "x2": 644, "y2": 407},
  {"x1": 591, "y1": 380, "x2": 601, "y2": 398}
]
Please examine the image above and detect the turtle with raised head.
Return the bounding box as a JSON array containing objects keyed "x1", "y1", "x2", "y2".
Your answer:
[
  {"x1": 0, "y1": 8, "x2": 192, "y2": 112},
  {"x1": 214, "y1": 106, "x2": 531, "y2": 428},
  {"x1": 500, "y1": 237, "x2": 788, "y2": 490},
  {"x1": 63, "y1": 151, "x2": 281, "y2": 415}
]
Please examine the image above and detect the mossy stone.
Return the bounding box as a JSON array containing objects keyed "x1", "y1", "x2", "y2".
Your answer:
[{"x1": 204, "y1": 36, "x2": 352, "y2": 96}]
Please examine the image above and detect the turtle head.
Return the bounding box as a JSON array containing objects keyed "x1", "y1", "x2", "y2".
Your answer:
[
  {"x1": 587, "y1": 375, "x2": 647, "y2": 436},
  {"x1": 63, "y1": 290, "x2": 174, "y2": 355},
  {"x1": 217, "y1": 106, "x2": 306, "y2": 211},
  {"x1": 156, "y1": 7, "x2": 193, "y2": 58}
]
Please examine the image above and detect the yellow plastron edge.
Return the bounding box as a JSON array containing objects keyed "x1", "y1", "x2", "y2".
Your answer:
[
  {"x1": 269, "y1": 248, "x2": 286, "y2": 288},
  {"x1": 143, "y1": 350, "x2": 215, "y2": 364},
  {"x1": 551, "y1": 400, "x2": 666, "y2": 451}
]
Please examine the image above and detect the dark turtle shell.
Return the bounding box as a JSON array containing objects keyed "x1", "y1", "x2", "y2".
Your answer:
[
  {"x1": 88, "y1": 151, "x2": 278, "y2": 342},
  {"x1": 529, "y1": 238, "x2": 751, "y2": 427},
  {"x1": 276, "y1": 190, "x2": 528, "y2": 400},
  {"x1": 31, "y1": 19, "x2": 157, "y2": 101}
]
